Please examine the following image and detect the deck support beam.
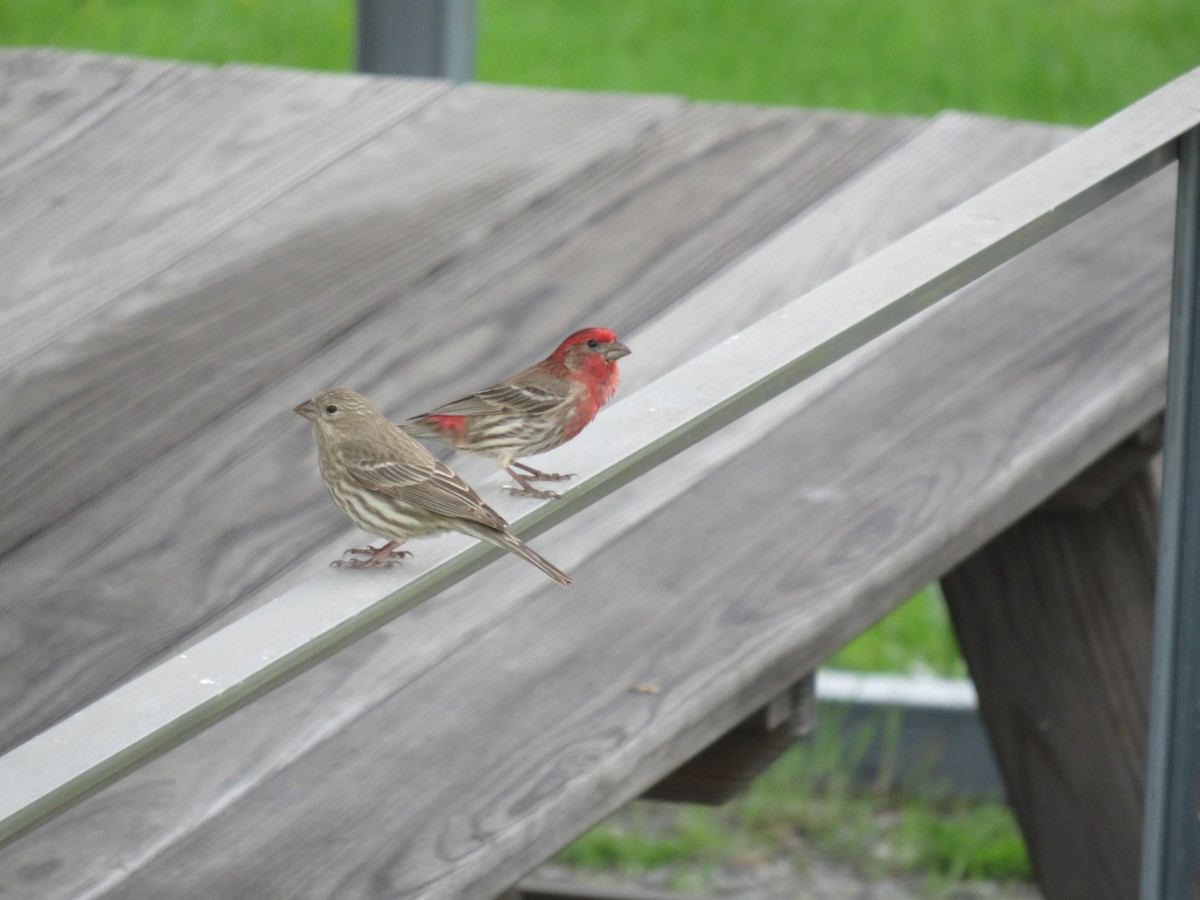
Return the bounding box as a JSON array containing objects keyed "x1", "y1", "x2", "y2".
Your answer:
[
  {"x1": 641, "y1": 676, "x2": 815, "y2": 805},
  {"x1": 941, "y1": 434, "x2": 1159, "y2": 900}
]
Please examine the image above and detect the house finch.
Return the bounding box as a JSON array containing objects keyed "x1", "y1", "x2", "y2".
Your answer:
[
  {"x1": 402, "y1": 327, "x2": 630, "y2": 499},
  {"x1": 296, "y1": 388, "x2": 571, "y2": 587}
]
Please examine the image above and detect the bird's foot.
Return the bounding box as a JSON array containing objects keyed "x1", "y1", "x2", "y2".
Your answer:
[
  {"x1": 331, "y1": 541, "x2": 412, "y2": 569},
  {"x1": 510, "y1": 462, "x2": 577, "y2": 483},
  {"x1": 502, "y1": 484, "x2": 563, "y2": 500},
  {"x1": 503, "y1": 468, "x2": 563, "y2": 500}
]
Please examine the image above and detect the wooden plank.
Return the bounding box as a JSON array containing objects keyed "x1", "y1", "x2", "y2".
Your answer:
[
  {"x1": 641, "y1": 677, "x2": 815, "y2": 804},
  {"x1": 0, "y1": 50, "x2": 181, "y2": 178},
  {"x1": 61, "y1": 167, "x2": 1174, "y2": 900},
  {"x1": 1042, "y1": 416, "x2": 1162, "y2": 512},
  {"x1": 617, "y1": 110, "x2": 1077, "y2": 396},
  {"x1": 505, "y1": 879, "x2": 711, "y2": 900},
  {"x1": 0, "y1": 139, "x2": 1174, "y2": 896},
  {"x1": 941, "y1": 460, "x2": 1157, "y2": 900},
  {"x1": 0, "y1": 112, "x2": 1065, "y2": 896},
  {"x1": 0, "y1": 77, "x2": 683, "y2": 560},
  {"x1": 0, "y1": 100, "x2": 913, "y2": 755},
  {"x1": 0, "y1": 57, "x2": 449, "y2": 376}
]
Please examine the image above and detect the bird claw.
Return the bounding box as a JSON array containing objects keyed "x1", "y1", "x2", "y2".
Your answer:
[
  {"x1": 502, "y1": 484, "x2": 563, "y2": 500},
  {"x1": 332, "y1": 544, "x2": 413, "y2": 568},
  {"x1": 511, "y1": 464, "x2": 577, "y2": 483},
  {"x1": 504, "y1": 465, "x2": 573, "y2": 499}
]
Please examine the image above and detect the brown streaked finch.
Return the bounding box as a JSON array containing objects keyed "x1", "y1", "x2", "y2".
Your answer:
[
  {"x1": 295, "y1": 388, "x2": 571, "y2": 587},
  {"x1": 402, "y1": 327, "x2": 630, "y2": 499}
]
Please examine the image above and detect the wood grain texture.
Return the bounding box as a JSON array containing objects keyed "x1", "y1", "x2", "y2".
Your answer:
[
  {"x1": 0, "y1": 100, "x2": 954, "y2": 894},
  {"x1": 0, "y1": 50, "x2": 181, "y2": 180},
  {"x1": 616, "y1": 110, "x2": 1077, "y2": 397},
  {"x1": 0, "y1": 89, "x2": 916, "y2": 764},
  {"x1": 111, "y1": 179, "x2": 1173, "y2": 900},
  {"x1": 0, "y1": 62, "x2": 448, "y2": 374},
  {"x1": 0, "y1": 90, "x2": 914, "y2": 571},
  {"x1": 942, "y1": 465, "x2": 1156, "y2": 900},
  {"x1": 0, "y1": 146, "x2": 1173, "y2": 899},
  {"x1": 0, "y1": 100, "x2": 944, "y2": 899},
  {"x1": 0, "y1": 80, "x2": 682, "y2": 559},
  {"x1": 0, "y1": 90, "x2": 1088, "y2": 898}
]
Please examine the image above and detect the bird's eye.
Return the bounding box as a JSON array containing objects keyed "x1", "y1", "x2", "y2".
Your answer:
[
  {"x1": 325, "y1": 405, "x2": 338, "y2": 415},
  {"x1": 586, "y1": 338, "x2": 599, "y2": 349}
]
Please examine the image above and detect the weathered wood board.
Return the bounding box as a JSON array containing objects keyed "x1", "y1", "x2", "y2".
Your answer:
[
  {"x1": 0, "y1": 54, "x2": 449, "y2": 372},
  {"x1": 0, "y1": 50, "x2": 180, "y2": 178},
  {"x1": 944, "y1": 463, "x2": 1157, "y2": 900},
  {"x1": 68, "y1": 169, "x2": 1169, "y2": 900},
  {"x1": 0, "y1": 78, "x2": 917, "y2": 752},
  {"x1": 0, "y1": 51, "x2": 1174, "y2": 900}
]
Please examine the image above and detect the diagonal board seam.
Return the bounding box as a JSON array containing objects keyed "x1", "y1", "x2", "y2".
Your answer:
[
  {"x1": 3, "y1": 68, "x2": 453, "y2": 377},
  {"x1": 0, "y1": 51, "x2": 188, "y2": 181}
]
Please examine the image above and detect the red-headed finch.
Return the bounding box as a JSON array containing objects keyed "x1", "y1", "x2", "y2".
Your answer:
[
  {"x1": 402, "y1": 327, "x2": 630, "y2": 499},
  {"x1": 296, "y1": 388, "x2": 571, "y2": 587}
]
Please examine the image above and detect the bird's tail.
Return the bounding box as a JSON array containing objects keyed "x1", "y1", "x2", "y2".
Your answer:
[{"x1": 465, "y1": 524, "x2": 572, "y2": 587}]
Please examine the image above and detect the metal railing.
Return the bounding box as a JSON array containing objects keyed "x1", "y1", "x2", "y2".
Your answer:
[
  {"x1": 1142, "y1": 124, "x2": 1200, "y2": 899},
  {"x1": 2, "y1": 63, "x2": 1199, "y2": 897},
  {"x1": 357, "y1": 0, "x2": 475, "y2": 80}
]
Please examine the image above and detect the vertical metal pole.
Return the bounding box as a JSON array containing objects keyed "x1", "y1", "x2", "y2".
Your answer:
[
  {"x1": 1142, "y1": 126, "x2": 1200, "y2": 900},
  {"x1": 357, "y1": 0, "x2": 475, "y2": 81}
]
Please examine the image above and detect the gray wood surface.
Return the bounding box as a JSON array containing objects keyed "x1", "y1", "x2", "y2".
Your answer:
[
  {"x1": 0, "y1": 86, "x2": 916, "y2": 754},
  {"x1": 0, "y1": 55, "x2": 448, "y2": 374},
  {"x1": 942, "y1": 460, "x2": 1158, "y2": 900},
  {"x1": 0, "y1": 103, "x2": 1064, "y2": 900},
  {"x1": 0, "y1": 51, "x2": 1175, "y2": 899},
  {"x1": 60, "y1": 169, "x2": 1171, "y2": 900},
  {"x1": 0, "y1": 50, "x2": 180, "y2": 178}
]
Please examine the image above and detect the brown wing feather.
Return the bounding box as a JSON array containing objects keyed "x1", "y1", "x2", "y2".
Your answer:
[
  {"x1": 412, "y1": 369, "x2": 572, "y2": 421},
  {"x1": 339, "y1": 440, "x2": 507, "y2": 531}
]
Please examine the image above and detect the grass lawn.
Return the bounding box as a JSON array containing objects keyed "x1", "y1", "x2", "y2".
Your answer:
[
  {"x1": 7, "y1": 0, "x2": 1189, "y2": 889},
  {"x1": 5, "y1": 0, "x2": 1198, "y2": 125},
  {"x1": 481, "y1": 0, "x2": 1200, "y2": 125},
  {"x1": 557, "y1": 717, "x2": 1031, "y2": 894}
]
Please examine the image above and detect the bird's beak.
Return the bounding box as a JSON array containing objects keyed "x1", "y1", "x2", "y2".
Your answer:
[
  {"x1": 605, "y1": 340, "x2": 631, "y2": 361},
  {"x1": 294, "y1": 399, "x2": 319, "y2": 421}
]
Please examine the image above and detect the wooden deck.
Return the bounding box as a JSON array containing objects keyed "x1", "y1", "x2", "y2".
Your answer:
[{"x1": 0, "y1": 50, "x2": 1176, "y2": 899}]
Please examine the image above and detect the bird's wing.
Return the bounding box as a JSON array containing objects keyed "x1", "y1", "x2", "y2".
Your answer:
[
  {"x1": 413, "y1": 375, "x2": 570, "y2": 420},
  {"x1": 341, "y1": 443, "x2": 507, "y2": 531}
]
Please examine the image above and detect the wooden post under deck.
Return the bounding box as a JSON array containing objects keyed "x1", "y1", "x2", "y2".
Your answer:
[{"x1": 941, "y1": 425, "x2": 1160, "y2": 900}]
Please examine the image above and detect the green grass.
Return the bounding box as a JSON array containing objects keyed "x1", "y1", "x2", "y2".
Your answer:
[
  {"x1": 5, "y1": 1, "x2": 1198, "y2": 126},
  {"x1": 480, "y1": 0, "x2": 1200, "y2": 125},
  {"x1": 829, "y1": 585, "x2": 966, "y2": 678},
  {"x1": 0, "y1": 0, "x2": 352, "y2": 70},
  {"x1": 558, "y1": 710, "x2": 1031, "y2": 894}
]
